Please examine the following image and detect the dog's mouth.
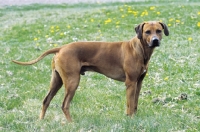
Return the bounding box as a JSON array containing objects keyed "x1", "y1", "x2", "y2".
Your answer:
[{"x1": 149, "y1": 37, "x2": 160, "y2": 48}]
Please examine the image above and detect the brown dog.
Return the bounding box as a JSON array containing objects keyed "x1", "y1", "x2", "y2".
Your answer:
[{"x1": 12, "y1": 21, "x2": 169, "y2": 122}]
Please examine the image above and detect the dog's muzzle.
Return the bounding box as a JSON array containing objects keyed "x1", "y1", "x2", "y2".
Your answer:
[{"x1": 149, "y1": 37, "x2": 160, "y2": 48}]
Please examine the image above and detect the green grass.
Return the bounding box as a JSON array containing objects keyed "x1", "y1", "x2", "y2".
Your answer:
[{"x1": 0, "y1": 1, "x2": 200, "y2": 131}]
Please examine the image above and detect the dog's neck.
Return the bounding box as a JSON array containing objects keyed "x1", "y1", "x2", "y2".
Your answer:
[{"x1": 139, "y1": 39, "x2": 155, "y2": 66}]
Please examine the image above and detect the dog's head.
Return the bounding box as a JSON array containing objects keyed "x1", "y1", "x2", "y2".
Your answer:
[{"x1": 135, "y1": 21, "x2": 169, "y2": 48}]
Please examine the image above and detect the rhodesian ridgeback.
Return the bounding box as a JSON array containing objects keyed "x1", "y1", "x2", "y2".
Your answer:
[{"x1": 12, "y1": 21, "x2": 169, "y2": 122}]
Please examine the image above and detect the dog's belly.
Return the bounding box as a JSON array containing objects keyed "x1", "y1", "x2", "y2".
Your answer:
[{"x1": 80, "y1": 66, "x2": 126, "y2": 82}]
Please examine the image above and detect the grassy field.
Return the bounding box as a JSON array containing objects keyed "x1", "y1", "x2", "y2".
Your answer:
[{"x1": 0, "y1": 1, "x2": 200, "y2": 131}]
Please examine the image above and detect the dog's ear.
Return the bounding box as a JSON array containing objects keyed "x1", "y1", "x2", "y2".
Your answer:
[
  {"x1": 135, "y1": 23, "x2": 145, "y2": 39},
  {"x1": 159, "y1": 22, "x2": 169, "y2": 36}
]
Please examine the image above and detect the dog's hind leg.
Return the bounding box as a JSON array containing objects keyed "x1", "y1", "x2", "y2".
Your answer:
[
  {"x1": 61, "y1": 73, "x2": 80, "y2": 122},
  {"x1": 40, "y1": 70, "x2": 63, "y2": 119}
]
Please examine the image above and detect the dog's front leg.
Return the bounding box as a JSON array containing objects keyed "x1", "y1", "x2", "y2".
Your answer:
[
  {"x1": 134, "y1": 72, "x2": 146, "y2": 113},
  {"x1": 125, "y1": 80, "x2": 137, "y2": 116}
]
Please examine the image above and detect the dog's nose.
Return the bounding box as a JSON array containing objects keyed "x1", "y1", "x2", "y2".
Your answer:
[
  {"x1": 152, "y1": 37, "x2": 159, "y2": 43},
  {"x1": 150, "y1": 36, "x2": 160, "y2": 47}
]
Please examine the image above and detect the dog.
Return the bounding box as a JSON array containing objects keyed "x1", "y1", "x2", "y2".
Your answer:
[{"x1": 12, "y1": 21, "x2": 169, "y2": 122}]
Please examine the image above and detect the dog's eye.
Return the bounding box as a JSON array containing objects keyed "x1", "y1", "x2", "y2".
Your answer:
[
  {"x1": 145, "y1": 30, "x2": 151, "y2": 35},
  {"x1": 156, "y1": 30, "x2": 162, "y2": 34}
]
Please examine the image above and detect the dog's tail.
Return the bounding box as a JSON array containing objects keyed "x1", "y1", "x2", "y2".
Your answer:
[{"x1": 12, "y1": 47, "x2": 61, "y2": 65}]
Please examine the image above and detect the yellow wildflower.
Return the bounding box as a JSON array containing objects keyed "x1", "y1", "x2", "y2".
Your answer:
[
  {"x1": 34, "y1": 38, "x2": 38, "y2": 41},
  {"x1": 133, "y1": 11, "x2": 138, "y2": 17},
  {"x1": 116, "y1": 21, "x2": 120, "y2": 25},
  {"x1": 51, "y1": 26, "x2": 54, "y2": 29},
  {"x1": 91, "y1": 19, "x2": 94, "y2": 22},
  {"x1": 150, "y1": 6, "x2": 155, "y2": 10},
  {"x1": 188, "y1": 37, "x2": 192, "y2": 41},
  {"x1": 197, "y1": 22, "x2": 200, "y2": 27},
  {"x1": 198, "y1": 11, "x2": 200, "y2": 15},
  {"x1": 168, "y1": 23, "x2": 171, "y2": 27},
  {"x1": 104, "y1": 18, "x2": 112, "y2": 24},
  {"x1": 176, "y1": 20, "x2": 180, "y2": 23},
  {"x1": 128, "y1": 7, "x2": 132, "y2": 12},
  {"x1": 60, "y1": 33, "x2": 64, "y2": 36},
  {"x1": 157, "y1": 12, "x2": 161, "y2": 15},
  {"x1": 128, "y1": 10, "x2": 133, "y2": 13},
  {"x1": 141, "y1": 10, "x2": 148, "y2": 17},
  {"x1": 54, "y1": 44, "x2": 58, "y2": 47},
  {"x1": 164, "y1": 77, "x2": 169, "y2": 81},
  {"x1": 67, "y1": 25, "x2": 71, "y2": 29},
  {"x1": 169, "y1": 18, "x2": 174, "y2": 22}
]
